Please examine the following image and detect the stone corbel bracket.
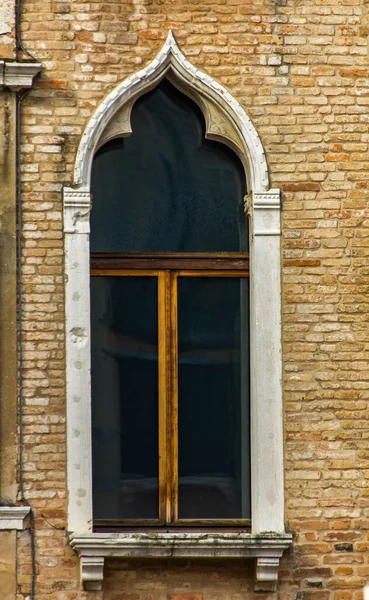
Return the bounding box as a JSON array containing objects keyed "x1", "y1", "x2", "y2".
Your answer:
[
  {"x1": 0, "y1": 61, "x2": 42, "y2": 91},
  {"x1": 80, "y1": 556, "x2": 105, "y2": 591},
  {"x1": 255, "y1": 556, "x2": 284, "y2": 592},
  {"x1": 0, "y1": 506, "x2": 31, "y2": 530},
  {"x1": 70, "y1": 532, "x2": 292, "y2": 592}
]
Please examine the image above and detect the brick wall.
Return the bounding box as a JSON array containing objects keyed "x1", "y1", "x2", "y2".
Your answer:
[{"x1": 16, "y1": 0, "x2": 369, "y2": 598}]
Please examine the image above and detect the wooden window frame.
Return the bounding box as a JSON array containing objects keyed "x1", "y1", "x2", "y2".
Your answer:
[{"x1": 91, "y1": 252, "x2": 250, "y2": 529}]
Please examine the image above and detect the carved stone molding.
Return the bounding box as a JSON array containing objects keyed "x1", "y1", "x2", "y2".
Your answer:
[
  {"x1": 63, "y1": 187, "x2": 91, "y2": 234},
  {"x1": 253, "y1": 190, "x2": 281, "y2": 210},
  {"x1": 96, "y1": 70, "x2": 247, "y2": 167},
  {"x1": 70, "y1": 532, "x2": 292, "y2": 592},
  {"x1": 96, "y1": 98, "x2": 135, "y2": 149},
  {"x1": 0, "y1": 506, "x2": 31, "y2": 529},
  {"x1": 0, "y1": 61, "x2": 42, "y2": 91},
  {"x1": 165, "y1": 71, "x2": 246, "y2": 163},
  {"x1": 73, "y1": 30, "x2": 269, "y2": 193}
]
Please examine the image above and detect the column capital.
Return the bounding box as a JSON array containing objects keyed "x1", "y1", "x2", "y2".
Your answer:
[
  {"x1": 63, "y1": 187, "x2": 92, "y2": 234},
  {"x1": 252, "y1": 189, "x2": 281, "y2": 236}
]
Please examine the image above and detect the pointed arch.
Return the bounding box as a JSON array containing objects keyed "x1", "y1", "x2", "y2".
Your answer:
[{"x1": 73, "y1": 31, "x2": 269, "y2": 194}]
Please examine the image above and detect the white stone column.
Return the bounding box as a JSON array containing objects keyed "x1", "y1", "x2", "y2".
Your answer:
[
  {"x1": 64, "y1": 187, "x2": 93, "y2": 532},
  {"x1": 250, "y1": 189, "x2": 284, "y2": 534}
]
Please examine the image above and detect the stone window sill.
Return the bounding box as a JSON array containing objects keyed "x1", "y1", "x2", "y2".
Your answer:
[{"x1": 70, "y1": 531, "x2": 292, "y2": 592}]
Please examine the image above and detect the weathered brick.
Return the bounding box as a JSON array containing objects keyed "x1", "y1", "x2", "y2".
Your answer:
[{"x1": 0, "y1": 0, "x2": 366, "y2": 597}]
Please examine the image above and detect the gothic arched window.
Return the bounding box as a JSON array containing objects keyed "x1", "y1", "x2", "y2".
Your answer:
[
  {"x1": 64, "y1": 33, "x2": 290, "y2": 593},
  {"x1": 90, "y1": 80, "x2": 250, "y2": 526}
]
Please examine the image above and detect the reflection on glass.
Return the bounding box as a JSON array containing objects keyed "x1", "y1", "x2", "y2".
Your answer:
[
  {"x1": 91, "y1": 276, "x2": 159, "y2": 520},
  {"x1": 178, "y1": 277, "x2": 250, "y2": 520},
  {"x1": 91, "y1": 79, "x2": 247, "y2": 253}
]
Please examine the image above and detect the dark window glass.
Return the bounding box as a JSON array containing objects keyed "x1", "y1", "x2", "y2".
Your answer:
[
  {"x1": 91, "y1": 80, "x2": 247, "y2": 253},
  {"x1": 177, "y1": 277, "x2": 250, "y2": 519},
  {"x1": 90, "y1": 79, "x2": 250, "y2": 526},
  {"x1": 91, "y1": 276, "x2": 159, "y2": 520}
]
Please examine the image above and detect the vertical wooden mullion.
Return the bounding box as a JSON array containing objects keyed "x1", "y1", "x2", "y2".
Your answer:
[
  {"x1": 170, "y1": 272, "x2": 179, "y2": 523},
  {"x1": 158, "y1": 271, "x2": 171, "y2": 523},
  {"x1": 165, "y1": 271, "x2": 173, "y2": 523}
]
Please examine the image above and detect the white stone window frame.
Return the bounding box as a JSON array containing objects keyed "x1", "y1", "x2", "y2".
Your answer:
[{"x1": 63, "y1": 31, "x2": 291, "y2": 592}]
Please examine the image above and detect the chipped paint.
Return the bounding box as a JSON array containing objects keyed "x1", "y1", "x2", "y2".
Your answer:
[
  {"x1": 0, "y1": 2, "x2": 14, "y2": 34},
  {"x1": 0, "y1": 2, "x2": 14, "y2": 52}
]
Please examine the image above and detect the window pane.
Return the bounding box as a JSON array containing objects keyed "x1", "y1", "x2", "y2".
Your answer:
[
  {"x1": 91, "y1": 80, "x2": 247, "y2": 253},
  {"x1": 177, "y1": 277, "x2": 250, "y2": 520},
  {"x1": 91, "y1": 276, "x2": 159, "y2": 520}
]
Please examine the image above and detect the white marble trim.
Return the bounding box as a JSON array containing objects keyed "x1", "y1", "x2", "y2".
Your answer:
[
  {"x1": 0, "y1": 506, "x2": 31, "y2": 529},
  {"x1": 0, "y1": 61, "x2": 41, "y2": 91},
  {"x1": 70, "y1": 532, "x2": 292, "y2": 592}
]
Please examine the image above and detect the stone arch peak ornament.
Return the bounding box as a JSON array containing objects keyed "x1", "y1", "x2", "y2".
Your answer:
[{"x1": 73, "y1": 30, "x2": 269, "y2": 193}]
